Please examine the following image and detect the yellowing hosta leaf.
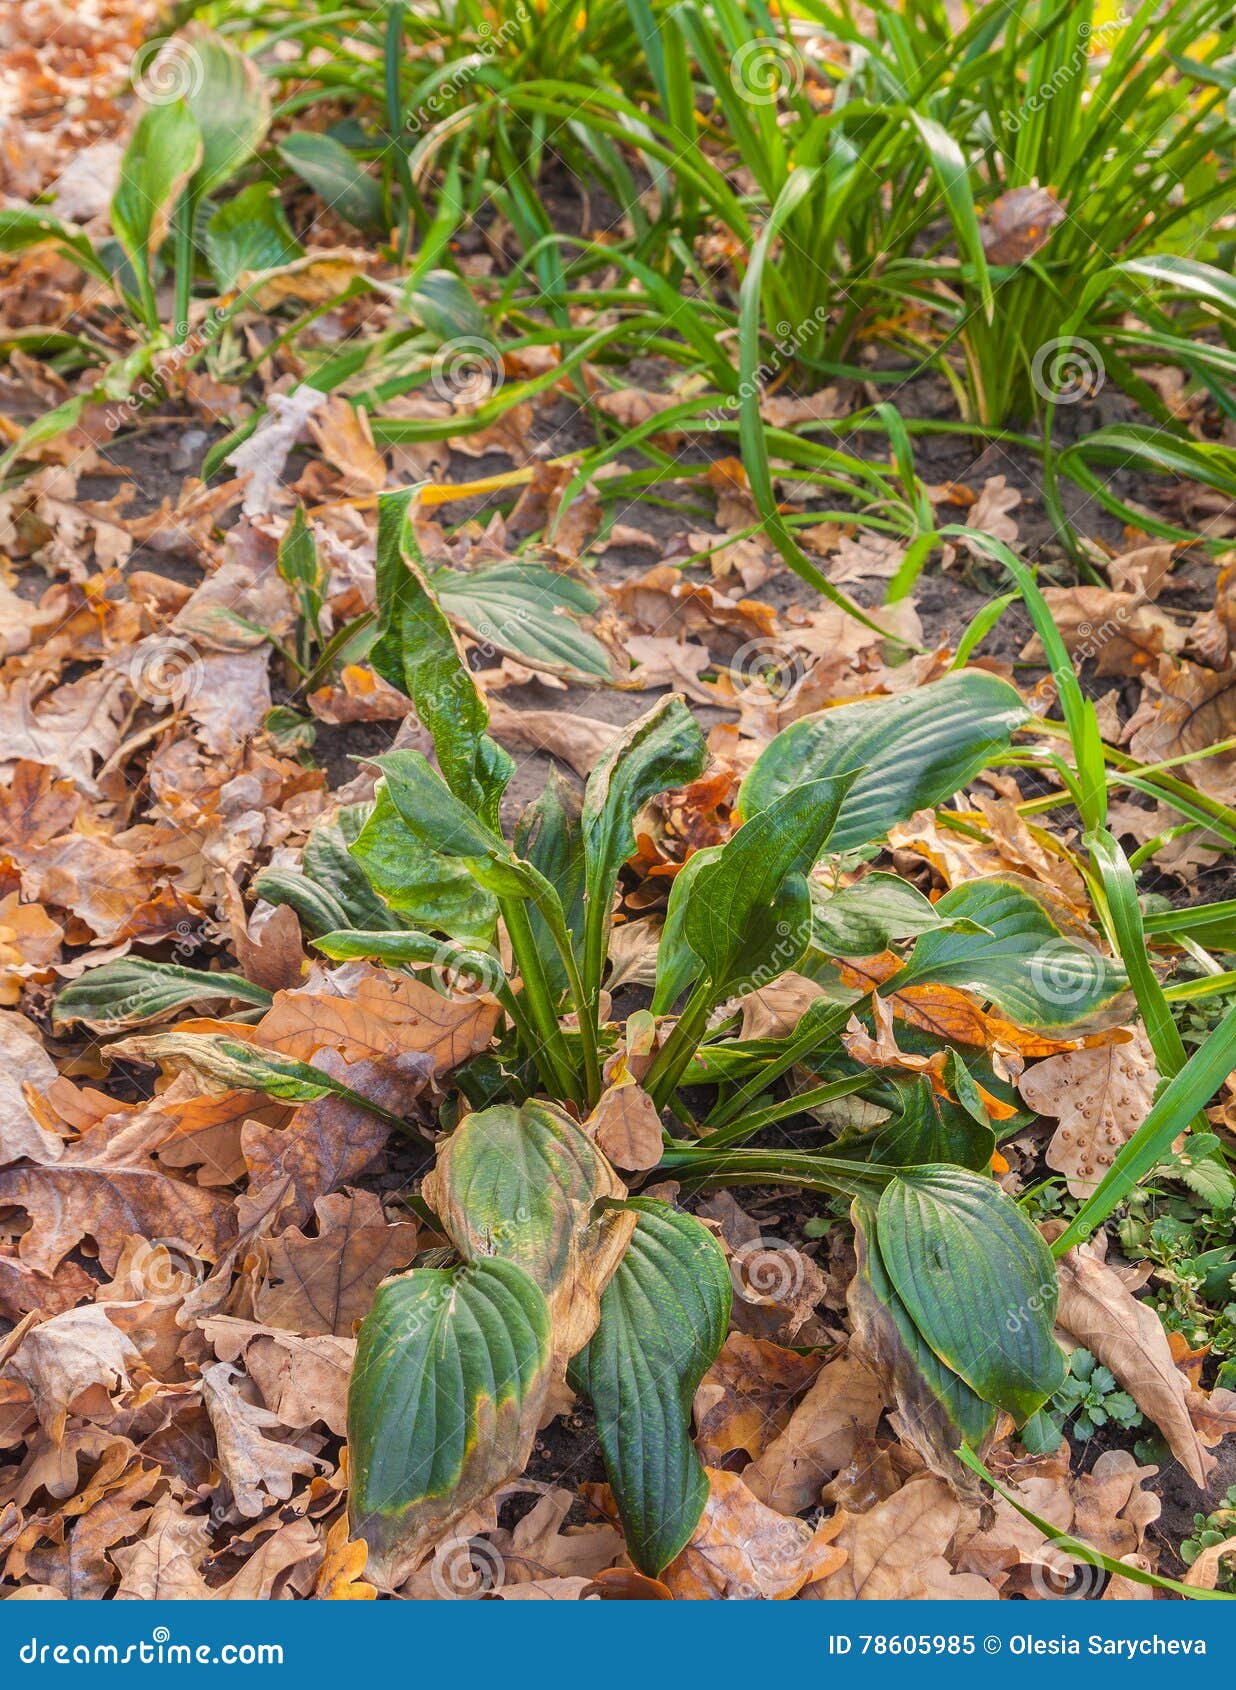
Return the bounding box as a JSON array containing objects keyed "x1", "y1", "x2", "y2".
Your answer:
[
  {"x1": 423, "y1": 1099, "x2": 635, "y2": 1367},
  {"x1": 347, "y1": 1259, "x2": 552, "y2": 1588},
  {"x1": 893, "y1": 874, "x2": 1130, "y2": 1033}
]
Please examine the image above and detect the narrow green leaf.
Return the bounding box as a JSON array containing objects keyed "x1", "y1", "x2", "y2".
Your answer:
[
  {"x1": 53, "y1": 959, "x2": 271, "y2": 1029},
  {"x1": 370, "y1": 492, "x2": 512, "y2": 828},
  {"x1": 580, "y1": 696, "x2": 708, "y2": 1003}
]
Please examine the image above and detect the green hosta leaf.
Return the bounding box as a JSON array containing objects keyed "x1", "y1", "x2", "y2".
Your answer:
[
  {"x1": 371, "y1": 492, "x2": 512, "y2": 828},
  {"x1": 848, "y1": 1203, "x2": 997, "y2": 1474},
  {"x1": 811, "y1": 872, "x2": 973, "y2": 957},
  {"x1": 314, "y1": 929, "x2": 503, "y2": 996},
  {"x1": 580, "y1": 696, "x2": 708, "y2": 1002},
  {"x1": 738, "y1": 672, "x2": 1030, "y2": 852},
  {"x1": 425, "y1": 1100, "x2": 633, "y2": 1362},
  {"x1": 53, "y1": 959, "x2": 271, "y2": 1029},
  {"x1": 894, "y1": 874, "x2": 1130, "y2": 1032},
  {"x1": 205, "y1": 183, "x2": 301, "y2": 292},
  {"x1": 682, "y1": 775, "x2": 854, "y2": 998},
  {"x1": 349, "y1": 785, "x2": 496, "y2": 942},
  {"x1": 875, "y1": 1168, "x2": 1065, "y2": 1422},
  {"x1": 109, "y1": 1033, "x2": 406, "y2": 1127},
  {"x1": 515, "y1": 771, "x2": 585, "y2": 998},
  {"x1": 111, "y1": 100, "x2": 202, "y2": 289},
  {"x1": 856, "y1": 1076, "x2": 995, "y2": 1173},
  {"x1": 568, "y1": 1199, "x2": 730, "y2": 1575},
  {"x1": 348, "y1": 1259, "x2": 552, "y2": 1587},
  {"x1": 433, "y1": 563, "x2": 614, "y2": 681},
  {"x1": 404, "y1": 269, "x2": 488, "y2": 342},
  {"x1": 182, "y1": 28, "x2": 270, "y2": 198},
  {"x1": 278, "y1": 130, "x2": 385, "y2": 233},
  {"x1": 0, "y1": 209, "x2": 112, "y2": 285}
]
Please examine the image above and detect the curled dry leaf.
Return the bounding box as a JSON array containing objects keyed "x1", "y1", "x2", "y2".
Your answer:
[
  {"x1": 693, "y1": 1332, "x2": 821, "y2": 1465},
  {"x1": 1055, "y1": 1242, "x2": 1216, "y2": 1486},
  {"x1": 585, "y1": 1079, "x2": 663, "y2": 1172},
  {"x1": 804, "y1": 1474, "x2": 1000, "y2": 1600},
  {"x1": 742, "y1": 1352, "x2": 885, "y2": 1516},
  {"x1": 662, "y1": 1469, "x2": 847, "y2": 1600}
]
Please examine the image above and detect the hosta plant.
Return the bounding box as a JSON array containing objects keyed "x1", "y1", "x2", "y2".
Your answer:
[
  {"x1": 300, "y1": 493, "x2": 1142, "y2": 1581},
  {"x1": 63, "y1": 493, "x2": 1165, "y2": 1583}
]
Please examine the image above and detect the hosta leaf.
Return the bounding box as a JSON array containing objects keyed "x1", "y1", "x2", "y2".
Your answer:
[
  {"x1": 425, "y1": 1101, "x2": 634, "y2": 1365},
  {"x1": 738, "y1": 672, "x2": 1030, "y2": 852},
  {"x1": 183, "y1": 28, "x2": 270, "y2": 198},
  {"x1": 683, "y1": 775, "x2": 854, "y2": 997},
  {"x1": 811, "y1": 872, "x2": 972, "y2": 957},
  {"x1": 848, "y1": 1204, "x2": 997, "y2": 1480},
  {"x1": 894, "y1": 874, "x2": 1130, "y2": 1032},
  {"x1": 855, "y1": 1076, "x2": 994, "y2": 1173},
  {"x1": 403, "y1": 269, "x2": 488, "y2": 343},
  {"x1": 109, "y1": 1033, "x2": 406, "y2": 1128},
  {"x1": 205, "y1": 183, "x2": 301, "y2": 293},
  {"x1": 370, "y1": 492, "x2": 512, "y2": 828},
  {"x1": 278, "y1": 131, "x2": 385, "y2": 233},
  {"x1": 567, "y1": 1200, "x2": 730, "y2": 1575},
  {"x1": 53, "y1": 959, "x2": 271, "y2": 1029},
  {"x1": 111, "y1": 100, "x2": 202, "y2": 277},
  {"x1": 875, "y1": 1168, "x2": 1065, "y2": 1422},
  {"x1": 0, "y1": 209, "x2": 112, "y2": 284},
  {"x1": 314, "y1": 929, "x2": 502, "y2": 996},
  {"x1": 433, "y1": 563, "x2": 614, "y2": 681},
  {"x1": 350, "y1": 784, "x2": 496, "y2": 942},
  {"x1": 515, "y1": 770, "x2": 585, "y2": 998},
  {"x1": 348, "y1": 1259, "x2": 552, "y2": 1586},
  {"x1": 581, "y1": 696, "x2": 708, "y2": 1000}
]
